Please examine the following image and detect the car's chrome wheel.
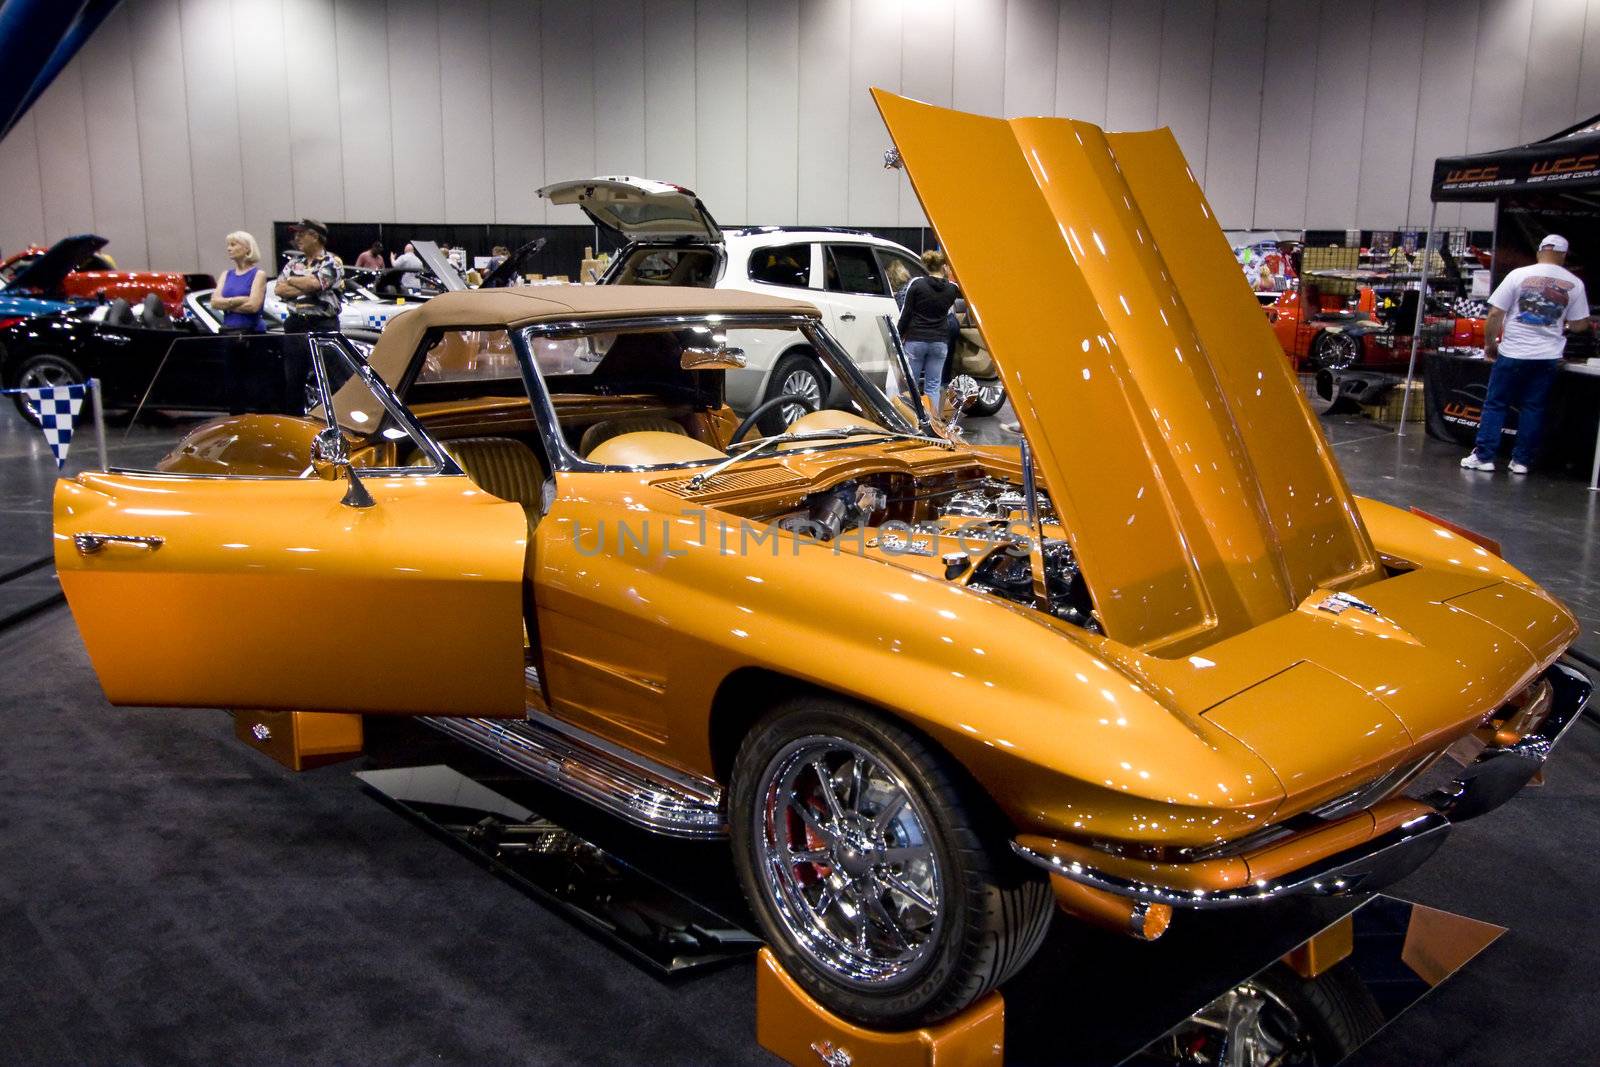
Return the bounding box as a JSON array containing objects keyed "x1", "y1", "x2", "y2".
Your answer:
[
  {"x1": 11, "y1": 355, "x2": 85, "y2": 426},
  {"x1": 1309, "y1": 330, "x2": 1360, "y2": 371},
  {"x1": 17, "y1": 358, "x2": 80, "y2": 390},
  {"x1": 778, "y1": 367, "x2": 823, "y2": 425},
  {"x1": 755, "y1": 736, "x2": 944, "y2": 986},
  {"x1": 730, "y1": 699, "x2": 1053, "y2": 1028}
]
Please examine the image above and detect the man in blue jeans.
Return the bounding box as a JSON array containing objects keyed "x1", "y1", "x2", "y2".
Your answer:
[{"x1": 1463, "y1": 234, "x2": 1590, "y2": 474}]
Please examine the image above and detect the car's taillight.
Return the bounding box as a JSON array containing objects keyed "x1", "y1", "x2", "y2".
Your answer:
[{"x1": 1409, "y1": 506, "x2": 1502, "y2": 556}]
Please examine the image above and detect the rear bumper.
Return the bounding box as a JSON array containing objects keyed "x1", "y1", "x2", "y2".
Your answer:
[{"x1": 1013, "y1": 660, "x2": 1592, "y2": 909}]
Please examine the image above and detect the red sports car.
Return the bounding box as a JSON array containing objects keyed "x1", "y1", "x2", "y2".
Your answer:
[{"x1": 0, "y1": 234, "x2": 200, "y2": 314}]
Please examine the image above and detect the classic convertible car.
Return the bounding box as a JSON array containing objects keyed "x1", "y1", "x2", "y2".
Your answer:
[
  {"x1": 53, "y1": 93, "x2": 1588, "y2": 1031},
  {"x1": 0, "y1": 234, "x2": 201, "y2": 314}
]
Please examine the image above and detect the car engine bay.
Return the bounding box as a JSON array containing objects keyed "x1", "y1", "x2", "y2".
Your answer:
[{"x1": 764, "y1": 471, "x2": 1099, "y2": 632}]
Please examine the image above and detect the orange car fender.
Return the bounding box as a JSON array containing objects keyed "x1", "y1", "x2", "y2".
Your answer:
[{"x1": 532, "y1": 487, "x2": 1284, "y2": 846}]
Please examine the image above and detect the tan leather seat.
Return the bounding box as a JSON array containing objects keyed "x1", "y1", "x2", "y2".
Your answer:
[
  {"x1": 578, "y1": 415, "x2": 687, "y2": 457},
  {"x1": 439, "y1": 437, "x2": 547, "y2": 524}
]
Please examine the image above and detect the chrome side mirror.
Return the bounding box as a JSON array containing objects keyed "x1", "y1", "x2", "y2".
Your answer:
[
  {"x1": 309, "y1": 426, "x2": 375, "y2": 508},
  {"x1": 681, "y1": 345, "x2": 748, "y2": 371}
]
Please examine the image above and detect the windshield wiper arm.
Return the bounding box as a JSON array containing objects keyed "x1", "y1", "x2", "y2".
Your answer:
[{"x1": 686, "y1": 426, "x2": 952, "y2": 489}]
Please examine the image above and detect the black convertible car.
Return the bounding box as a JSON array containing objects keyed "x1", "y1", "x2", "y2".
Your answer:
[{"x1": 0, "y1": 291, "x2": 308, "y2": 424}]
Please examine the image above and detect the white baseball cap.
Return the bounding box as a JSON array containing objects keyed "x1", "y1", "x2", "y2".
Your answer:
[{"x1": 1539, "y1": 233, "x2": 1569, "y2": 252}]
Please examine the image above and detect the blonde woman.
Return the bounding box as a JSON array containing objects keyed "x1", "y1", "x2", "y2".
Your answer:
[{"x1": 210, "y1": 231, "x2": 266, "y2": 333}]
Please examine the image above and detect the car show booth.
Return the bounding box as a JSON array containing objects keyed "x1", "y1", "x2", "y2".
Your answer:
[
  {"x1": 1422, "y1": 116, "x2": 1600, "y2": 485},
  {"x1": 4, "y1": 4, "x2": 1600, "y2": 1066}
]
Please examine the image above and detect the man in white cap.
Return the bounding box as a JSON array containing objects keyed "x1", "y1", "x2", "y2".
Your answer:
[{"x1": 1462, "y1": 234, "x2": 1589, "y2": 473}]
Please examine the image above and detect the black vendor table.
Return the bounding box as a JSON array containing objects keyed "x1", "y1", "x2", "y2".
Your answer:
[{"x1": 1424, "y1": 352, "x2": 1600, "y2": 484}]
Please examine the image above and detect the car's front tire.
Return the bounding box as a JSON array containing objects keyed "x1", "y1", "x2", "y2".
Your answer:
[
  {"x1": 729, "y1": 696, "x2": 1053, "y2": 1029},
  {"x1": 10, "y1": 354, "x2": 85, "y2": 426},
  {"x1": 759, "y1": 350, "x2": 826, "y2": 434},
  {"x1": 966, "y1": 377, "x2": 1006, "y2": 418}
]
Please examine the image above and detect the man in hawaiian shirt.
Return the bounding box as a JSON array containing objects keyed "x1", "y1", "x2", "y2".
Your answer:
[{"x1": 274, "y1": 219, "x2": 343, "y2": 334}]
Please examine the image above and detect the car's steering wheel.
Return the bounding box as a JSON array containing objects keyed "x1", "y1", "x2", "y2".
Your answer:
[{"x1": 731, "y1": 393, "x2": 820, "y2": 444}]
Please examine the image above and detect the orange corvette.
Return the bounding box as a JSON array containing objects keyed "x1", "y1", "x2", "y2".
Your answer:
[{"x1": 52, "y1": 93, "x2": 1588, "y2": 1029}]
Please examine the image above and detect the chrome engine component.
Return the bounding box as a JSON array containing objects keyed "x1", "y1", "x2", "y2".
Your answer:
[
  {"x1": 777, "y1": 479, "x2": 888, "y2": 541},
  {"x1": 941, "y1": 477, "x2": 1052, "y2": 522}
]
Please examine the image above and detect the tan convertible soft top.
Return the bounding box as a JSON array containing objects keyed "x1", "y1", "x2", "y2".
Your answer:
[{"x1": 367, "y1": 285, "x2": 821, "y2": 385}]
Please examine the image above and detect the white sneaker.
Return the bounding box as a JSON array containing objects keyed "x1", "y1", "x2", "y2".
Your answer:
[
  {"x1": 1460, "y1": 454, "x2": 1496, "y2": 471},
  {"x1": 1508, "y1": 460, "x2": 1529, "y2": 475}
]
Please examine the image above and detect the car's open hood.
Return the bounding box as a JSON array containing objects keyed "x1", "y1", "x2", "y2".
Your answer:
[
  {"x1": 873, "y1": 90, "x2": 1380, "y2": 654},
  {"x1": 537, "y1": 177, "x2": 721, "y2": 243},
  {"x1": 4, "y1": 233, "x2": 107, "y2": 295}
]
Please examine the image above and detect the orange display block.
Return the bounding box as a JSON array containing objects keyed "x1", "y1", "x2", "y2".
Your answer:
[
  {"x1": 755, "y1": 948, "x2": 1004, "y2": 1067},
  {"x1": 233, "y1": 710, "x2": 364, "y2": 771}
]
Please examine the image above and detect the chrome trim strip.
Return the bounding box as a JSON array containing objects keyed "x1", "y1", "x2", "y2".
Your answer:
[
  {"x1": 1012, "y1": 812, "x2": 1451, "y2": 910},
  {"x1": 420, "y1": 714, "x2": 725, "y2": 839}
]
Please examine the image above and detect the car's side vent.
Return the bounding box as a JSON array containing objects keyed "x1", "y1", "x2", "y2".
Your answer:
[{"x1": 655, "y1": 468, "x2": 807, "y2": 496}]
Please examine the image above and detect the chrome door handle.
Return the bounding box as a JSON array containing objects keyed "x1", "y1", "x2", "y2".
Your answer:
[
  {"x1": 74, "y1": 533, "x2": 164, "y2": 555},
  {"x1": 839, "y1": 312, "x2": 857, "y2": 322}
]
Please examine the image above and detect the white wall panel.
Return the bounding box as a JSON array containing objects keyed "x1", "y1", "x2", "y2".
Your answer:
[
  {"x1": 77, "y1": 5, "x2": 149, "y2": 266},
  {"x1": 844, "y1": 0, "x2": 898, "y2": 227},
  {"x1": 796, "y1": 0, "x2": 849, "y2": 224},
  {"x1": 39, "y1": 0, "x2": 1600, "y2": 270},
  {"x1": 335, "y1": 0, "x2": 397, "y2": 223},
  {"x1": 31, "y1": 67, "x2": 95, "y2": 241},
  {"x1": 1054, "y1": 0, "x2": 1111, "y2": 126},
  {"x1": 231, "y1": 0, "x2": 295, "y2": 255},
  {"x1": 1520, "y1": 0, "x2": 1585, "y2": 141},
  {"x1": 1578, "y1": 0, "x2": 1600, "y2": 117},
  {"x1": 1464, "y1": 0, "x2": 1535, "y2": 228},
  {"x1": 746, "y1": 0, "x2": 800, "y2": 224},
  {"x1": 1004, "y1": 0, "x2": 1058, "y2": 120},
  {"x1": 282, "y1": 0, "x2": 345, "y2": 222},
  {"x1": 1303, "y1": 0, "x2": 1373, "y2": 229},
  {"x1": 129, "y1": 0, "x2": 202, "y2": 269},
  {"x1": 696, "y1": 0, "x2": 748, "y2": 222},
  {"x1": 1156, "y1": 0, "x2": 1215, "y2": 181},
  {"x1": 896, "y1": 0, "x2": 953, "y2": 226},
  {"x1": 0, "y1": 116, "x2": 47, "y2": 258},
  {"x1": 1252, "y1": 0, "x2": 1318, "y2": 227},
  {"x1": 592, "y1": 0, "x2": 646, "y2": 181},
  {"x1": 440, "y1": 0, "x2": 496, "y2": 222},
  {"x1": 1106, "y1": 0, "x2": 1161, "y2": 131},
  {"x1": 387, "y1": 0, "x2": 446, "y2": 222},
  {"x1": 1203, "y1": 0, "x2": 1266, "y2": 229},
  {"x1": 541, "y1": 1, "x2": 596, "y2": 224},
  {"x1": 1356, "y1": 0, "x2": 1424, "y2": 229},
  {"x1": 1410, "y1": 0, "x2": 1481, "y2": 230},
  {"x1": 488, "y1": 0, "x2": 545, "y2": 225},
  {"x1": 644, "y1": 0, "x2": 697, "y2": 192},
  {"x1": 952, "y1": 0, "x2": 1004, "y2": 116},
  {"x1": 179, "y1": 0, "x2": 246, "y2": 264}
]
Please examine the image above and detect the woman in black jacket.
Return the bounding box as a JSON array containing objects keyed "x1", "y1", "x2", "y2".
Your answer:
[{"x1": 896, "y1": 249, "x2": 960, "y2": 411}]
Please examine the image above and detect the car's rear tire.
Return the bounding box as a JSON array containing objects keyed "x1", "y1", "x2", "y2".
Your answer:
[
  {"x1": 729, "y1": 696, "x2": 1053, "y2": 1029},
  {"x1": 1309, "y1": 330, "x2": 1360, "y2": 372},
  {"x1": 759, "y1": 350, "x2": 826, "y2": 434},
  {"x1": 10, "y1": 354, "x2": 85, "y2": 426}
]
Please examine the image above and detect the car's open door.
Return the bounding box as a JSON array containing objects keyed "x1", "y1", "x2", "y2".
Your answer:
[{"x1": 53, "y1": 336, "x2": 530, "y2": 718}]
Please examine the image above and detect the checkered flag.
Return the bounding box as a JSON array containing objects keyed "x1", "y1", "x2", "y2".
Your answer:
[{"x1": 20, "y1": 383, "x2": 87, "y2": 468}]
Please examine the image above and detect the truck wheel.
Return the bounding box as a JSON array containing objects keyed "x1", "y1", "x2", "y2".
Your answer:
[{"x1": 729, "y1": 696, "x2": 1052, "y2": 1029}]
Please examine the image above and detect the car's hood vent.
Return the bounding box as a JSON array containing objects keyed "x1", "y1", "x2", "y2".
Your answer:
[{"x1": 655, "y1": 468, "x2": 806, "y2": 497}]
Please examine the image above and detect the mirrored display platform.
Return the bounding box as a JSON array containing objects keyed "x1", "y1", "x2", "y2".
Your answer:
[{"x1": 356, "y1": 764, "x2": 761, "y2": 975}]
